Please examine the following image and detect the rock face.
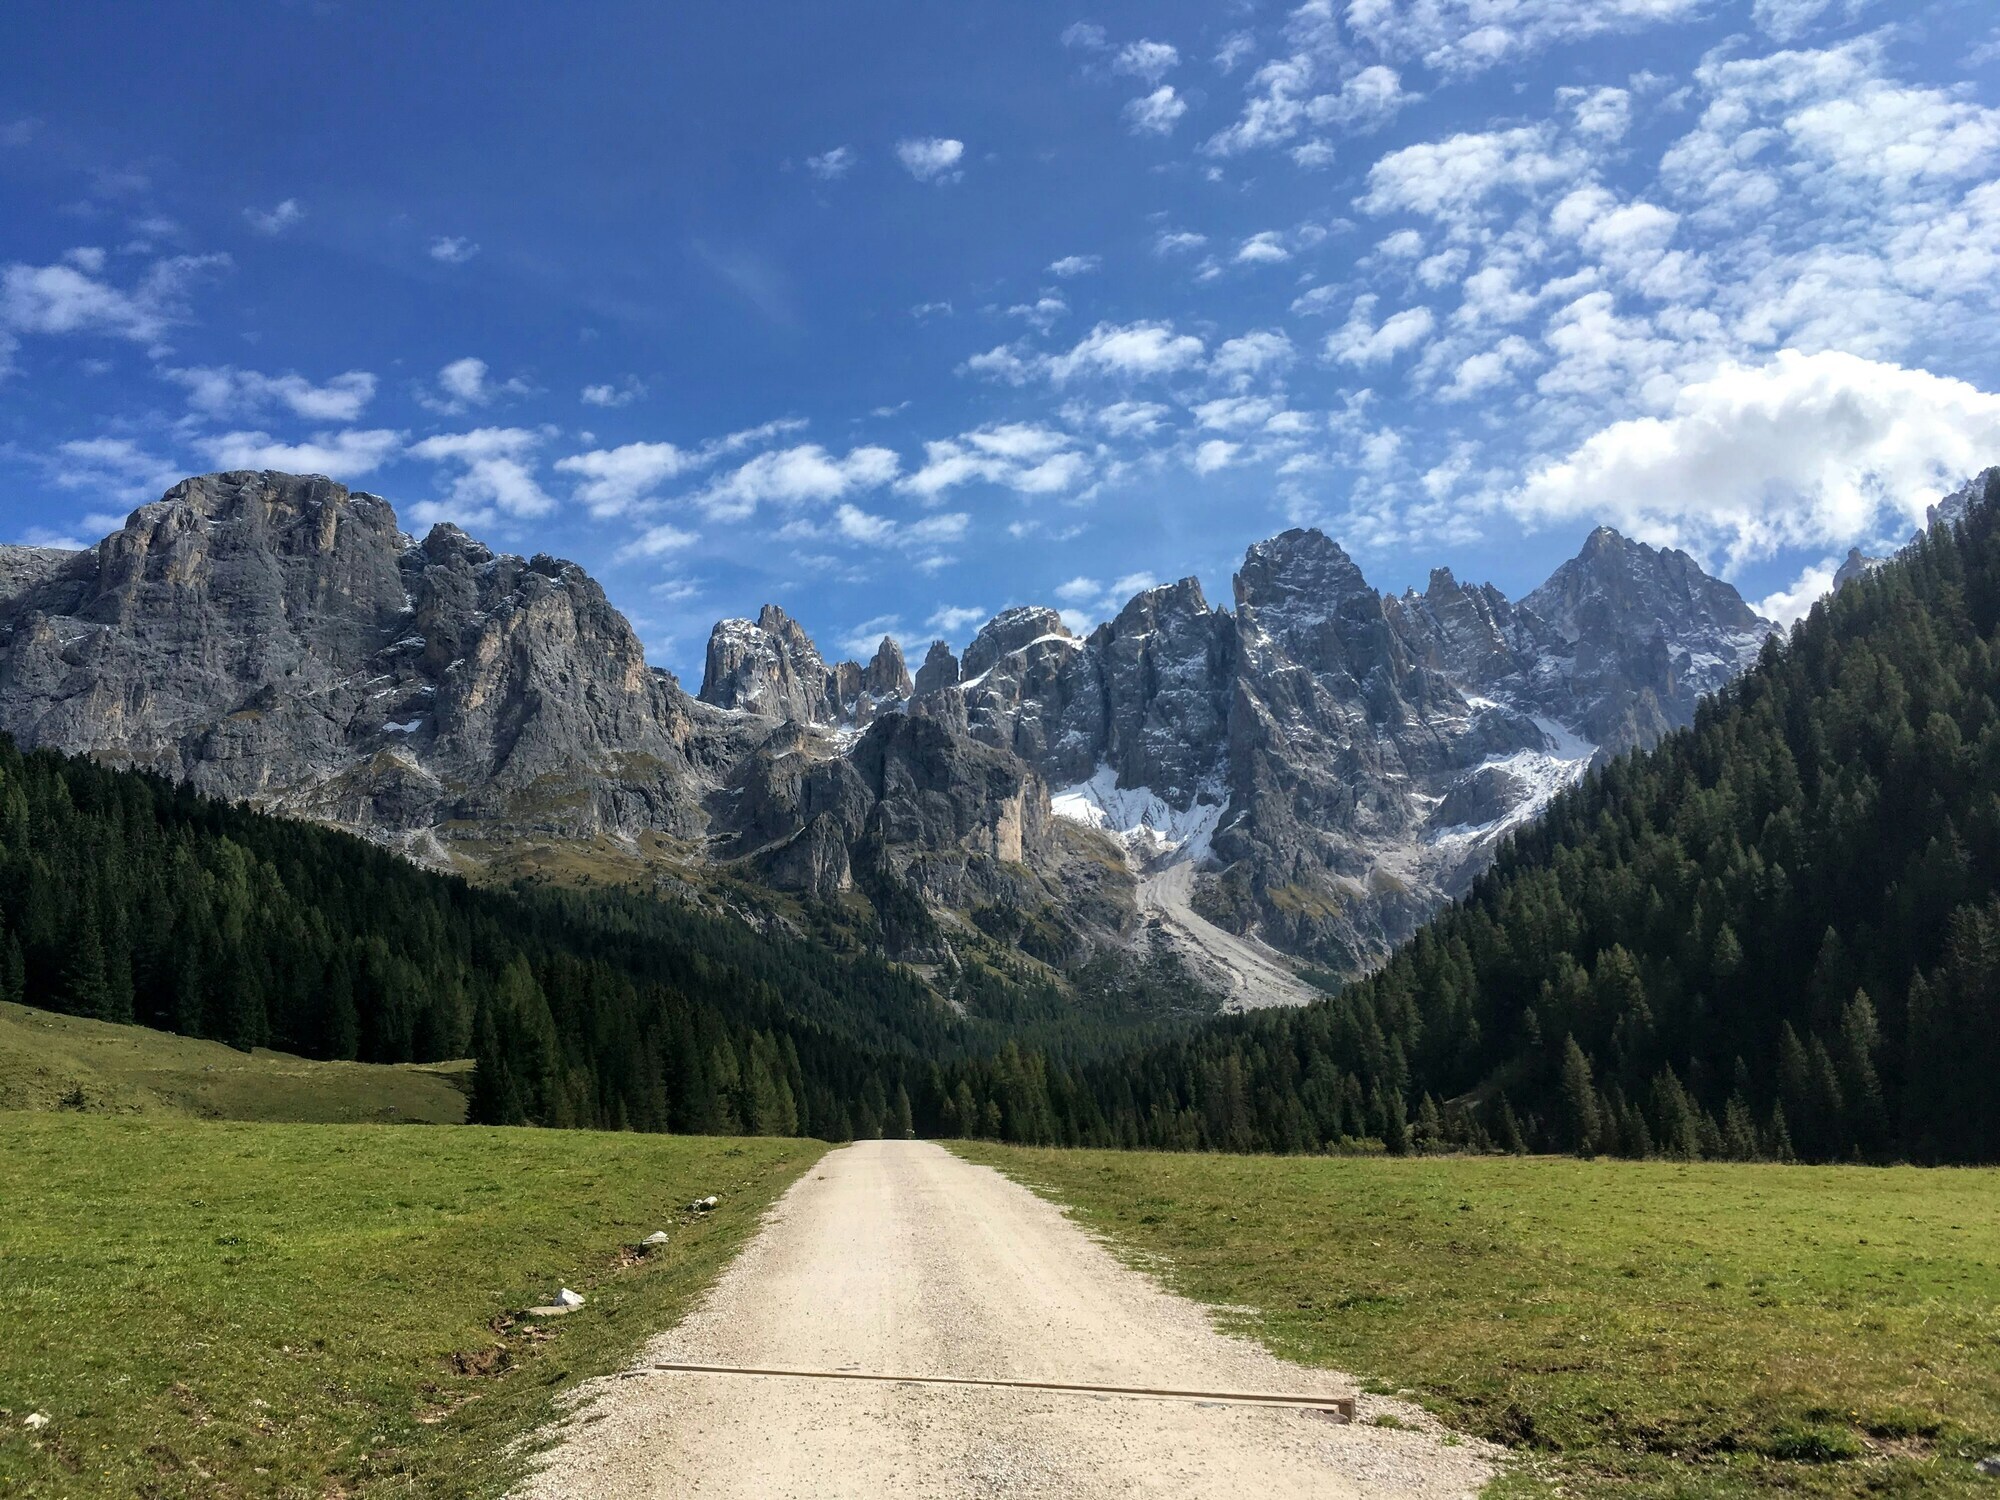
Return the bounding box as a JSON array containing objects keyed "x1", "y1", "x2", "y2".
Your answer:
[
  {"x1": 0, "y1": 466, "x2": 1795, "y2": 992},
  {"x1": 0, "y1": 471, "x2": 707, "y2": 847},
  {"x1": 700, "y1": 605, "x2": 838, "y2": 724},
  {"x1": 932, "y1": 525, "x2": 1776, "y2": 976}
]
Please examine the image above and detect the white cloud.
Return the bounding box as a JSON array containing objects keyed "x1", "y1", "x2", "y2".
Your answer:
[
  {"x1": 1008, "y1": 293, "x2": 1069, "y2": 333},
  {"x1": 1359, "y1": 125, "x2": 1588, "y2": 222},
  {"x1": 1061, "y1": 22, "x2": 1107, "y2": 50},
  {"x1": 421, "y1": 356, "x2": 529, "y2": 415},
  {"x1": 429, "y1": 236, "x2": 481, "y2": 265},
  {"x1": 406, "y1": 427, "x2": 554, "y2": 526},
  {"x1": 581, "y1": 378, "x2": 645, "y2": 408},
  {"x1": 1050, "y1": 320, "x2": 1205, "y2": 381},
  {"x1": 696, "y1": 443, "x2": 899, "y2": 520},
  {"x1": 1757, "y1": 560, "x2": 1839, "y2": 623},
  {"x1": 243, "y1": 199, "x2": 304, "y2": 235},
  {"x1": 1215, "y1": 32, "x2": 1258, "y2": 72},
  {"x1": 1752, "y1": 0, "x2": 1875, "y2": 43},
  {"x1": 806, "y1": 146, "x2": 856, "y2": 180},
  {"x1": 1344, "y1": 0, "x2": 1705, "y2": 78},
  {"x1": 1235, "y1": 231, "x2": 1291, "y2": 265},
  {"x1": 1205, "y1": 58, "x2": 1412, "y2": 157},
  {"x1": 1153, "y1": 230, "x2": 1207, "y2": 256},
  {"x1": 1326, "y1": 296, "x2": 1436, "y2": 365},
  {"x1": 1441, "y1": 335, "x2": 1541, "y2": 399},
  {"x1": 42, "y1": 436, "x2": 183, "y2": 503},
  {"x1": 0, "y1": 250, "x2": 226, "y2": 358},
  {"x1": 901, "y1": 424, "x2": 1090, "y2": 499},
  {"x1": 1212, "y1": 329, "x2": 1296, "y2": 388},
  {"x1": 1114, "y1": 39, "x2": 1179, "y2": 83},
  {"x1": 1192, "y1": 439, "x2": 1240, "y2": 475},
  {"x1": 1508, "y1": 350, "x2": 2000, "y2": 565},
  {"x1": 897, "y1": 137, "x2": 966, "y2": 183},
  {"x1": 623, "y1": 523, "x2": 701, "y2": 560},
  {"x1": 1049, "y1": 254, "x2": 1100, "y2": 277},
  {"x1": 1193, "y1": 396, "x2": 1283, "y2": 432},
  {"x1": 556, "y1": 441, "x2": 696, "y2": 517},
  {"x1": 1125, "y1": 87, "x2": 1188, "y2": 136},
  {"x1": 1094, "y1": 400, "x2": 1171, "y2": 436},
  {"x1": 1563, "y1": 85, "x2": 1633, "y2": 140},
  {"x1": 928, "y1": 604, "x2": 987, "y2": 636},
  {"x1": 164, "y1": 365, "x2": 377, "y2": 423},
  {"x1": 200, "y1": 427, "x2": 403, "y2": 479},
  {"x1": 15, "y1": 527, "x2": 90, "y2": 550}
]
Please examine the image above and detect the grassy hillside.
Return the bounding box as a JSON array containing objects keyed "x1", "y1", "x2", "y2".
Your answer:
[
  {"x1": 0, "y1": 1115, "x2": 825, "y2": 1498},
  {"x1": 0, "y1": 1002, "x2": 470, "y2": 1123},
  {"x1": 958, "y1": 1144, "x2": 2000, "y2": 1498}
]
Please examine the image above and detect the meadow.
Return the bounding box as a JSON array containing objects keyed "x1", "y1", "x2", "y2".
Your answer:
[
  {"x1": 0, "y1": 1001, "x2": 471, "y2": 1124},
  {"x1": 957, "y1": 1144, "x2": 2000, "y2": 1498},
  {"x1": 0, "y1": 1114, "x2": 825, "y2": 1498}
]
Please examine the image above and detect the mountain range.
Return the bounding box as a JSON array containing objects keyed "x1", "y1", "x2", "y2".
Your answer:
[{"x1": 0, "y1": 469, "x2": 1777, "y2": 1001}]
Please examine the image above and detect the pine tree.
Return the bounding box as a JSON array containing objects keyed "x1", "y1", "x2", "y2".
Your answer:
[{"x1": 1560, "y1": 1036, "x2": 1601, "y2": 1156}]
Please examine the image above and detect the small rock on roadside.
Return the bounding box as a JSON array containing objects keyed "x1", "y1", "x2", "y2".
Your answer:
[
  {"x1": 691, "y1": 1195, "x2": 720, "y2": 1212},
  {"x1": 555, "y1": 1287, "x2": 585, "y2": 1309},
  {"x1": 23, "y1": 1413, "x2": 49, "y2": 1430},
  {"x1": 642, "y1": 1231, "x2": 669, "y2": 1247}
]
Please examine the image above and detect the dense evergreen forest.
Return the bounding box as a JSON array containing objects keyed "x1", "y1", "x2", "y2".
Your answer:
[
  {"x1": 1056, "y1": 476, "x2": 2000, "y2": 1164},
  {"x1": 8, "y1": 475, "x2": 1998, "y2": 1162},
  {"x1": 0, "y1": 739, "x2": 975, "y2": 1137}
]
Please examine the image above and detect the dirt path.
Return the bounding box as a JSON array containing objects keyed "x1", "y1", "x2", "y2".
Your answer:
[
  {"x1": 1140, "y1": 858, "x2": 1322, "y2": 1011},
  {"x1": 516, "y1": 1141, "x2": 1494, "y2": 1499}
]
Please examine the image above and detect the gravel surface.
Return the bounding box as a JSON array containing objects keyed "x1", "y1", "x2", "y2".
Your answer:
[
  {"x1": 1141, "y1": 858, "x2": 1322, "y2": 1011},
  {"x1": 515, "y1": 1140, "x2": 1498, "y2": 1498}
]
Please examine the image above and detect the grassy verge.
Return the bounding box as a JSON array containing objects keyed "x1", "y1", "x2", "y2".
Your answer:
[
  {"x1": 0, "y1": 1114, "x2": 825, "y2": 1498},
  {"x1": 0, "y1": 1002, "x2": 471, "y2": 1124},
  {"x1": 954, "y1": 1145, "x2": 2000, "y2": 1498}
]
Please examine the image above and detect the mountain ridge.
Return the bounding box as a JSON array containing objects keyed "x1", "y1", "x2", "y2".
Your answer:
[{"x1": 0, "y1": 468, "x2": 1778, "y2": 994}]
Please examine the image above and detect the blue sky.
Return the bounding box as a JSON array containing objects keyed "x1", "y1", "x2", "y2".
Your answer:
[{"x1": 5, "y1": 1, "x2": 2000, "y2": 678}]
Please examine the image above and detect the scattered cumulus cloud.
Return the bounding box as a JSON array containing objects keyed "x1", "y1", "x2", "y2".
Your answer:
[
  {"x1": 242, "y1": 199, "x2": 304, "y2": 235},
  {"x1": 406, "y1": 427, "x2": 554, "y2": 527},
  {"x1": 1125, "y1": 87, "x2": 1188, "y2": 136},
  {"x1": 428, "y1": 235, "x2": 480, "y2": 265},
  {"x1": 897, "y1": 137, "x2": 965, "y2": 183},
  {"x1": 1326, "y1": 296, "x2": 1437, "y2": 365},
  {"x1": 694, "y1": 443, "x2": 900, "y2": 521},
  {"x1": 200, "y1": 427, "x2": 403, "y2": 480},
  {"x1": 1048, "y1": 255, "x2": 1100, "y2": 277},
  {"x1": 421, "y1": 356, "x2": 529, "y2": 415},
  {"x1": 163, "y1": 365, "x2": 377, "y2": 423},
  {"x1": 806, "y1": 146, "x2": 857, "y2": 180},
  {"x1": 581, "y1": 378, "x2": 645, "y2": 408},
  {"x1": 1113, "y1": 40, "x2": 1179, "y2": 84}
]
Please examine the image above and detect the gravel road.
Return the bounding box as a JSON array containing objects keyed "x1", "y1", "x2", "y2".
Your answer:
[{"x1": 516, "y1": 1140, "x2": 1495, "y2": 1499}]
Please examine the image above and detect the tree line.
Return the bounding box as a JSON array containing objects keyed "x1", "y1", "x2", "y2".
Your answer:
[{"x1": 7, "y1": 474, "x2": 1998, "y2": 1162}]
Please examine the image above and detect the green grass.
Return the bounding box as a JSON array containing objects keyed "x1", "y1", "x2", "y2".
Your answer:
[
  {"x1": 955, "y1": 1145, "x2": 2000, "y2": 1498},
  {"x1": 0, "y1": 1002, "x2": 471, "y2": 1124},
  {"x1": 0, "y1": 1114, "x2": 826, "y2": 1498}
]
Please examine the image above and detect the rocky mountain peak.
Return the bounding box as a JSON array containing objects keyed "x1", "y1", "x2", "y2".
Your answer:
[
  {"x1": 862, "y1": 637, "x2": 913, "y2": 699},
  {"x1": 1232, "y1": 528, "x2": 1372, "y2": 617},
  {"x1": 1525, "y1": 527, "x2": 1765, "y2": 641},
  {"x1": 963, "y1": 606, "x2": 1071, "y2": 681},
  {"x1": 912, "y1": 641, "x2": 960, "y2": 698},
  {"x1": 699, "y1": 605, "x2": 836, "y2": 723}
]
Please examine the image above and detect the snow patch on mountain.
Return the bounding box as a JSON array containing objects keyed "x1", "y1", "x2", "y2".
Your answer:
[
  {"x1": 1051, "y1": 764, "x2": 1224, "y2": 865},
  {"x1": 1428, "y1": 715, "x2": 1596, "y2": 854}
]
